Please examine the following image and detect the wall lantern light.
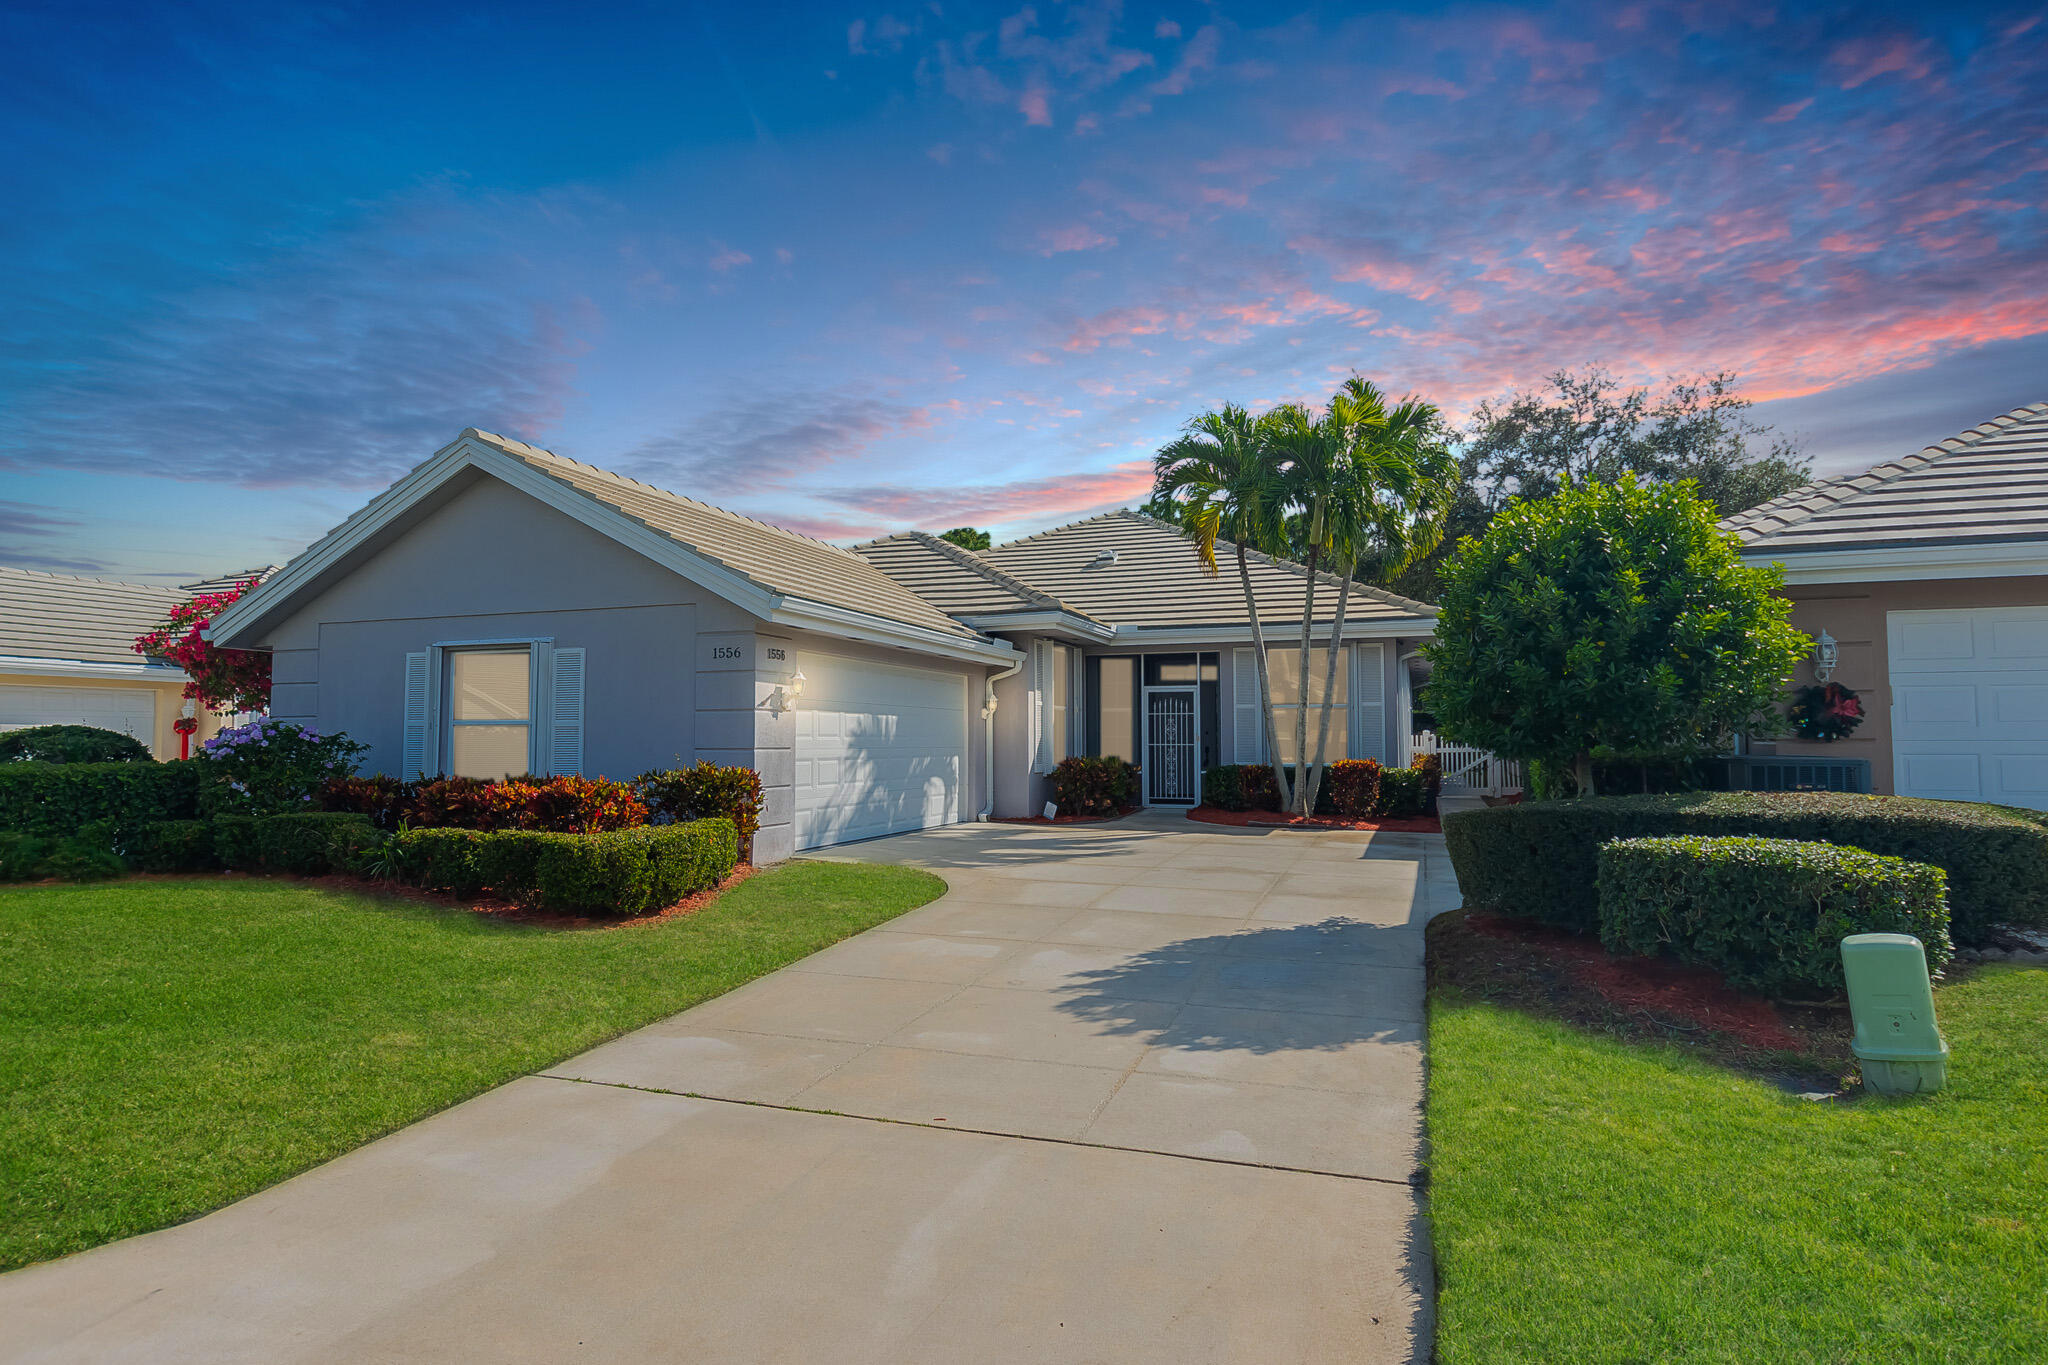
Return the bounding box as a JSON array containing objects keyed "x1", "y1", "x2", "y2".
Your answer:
[
  {"x1": 1813, "y1": 629, "x2": 1839, "y2": 684},
  {"x1": 763, "y1": 668, "x2": 807, "y2": 716}
]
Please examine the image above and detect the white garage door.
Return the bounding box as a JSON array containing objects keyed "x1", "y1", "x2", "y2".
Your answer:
[
  {"x1": 0, "y1": 685, "x2": 156, "y2": 745},
  {"x1": 793, "y1": 652, "x2": 968, "y2": 850},
  {"x1": 1889, "y1": 607, "x2": 2048, "y2": 809}
]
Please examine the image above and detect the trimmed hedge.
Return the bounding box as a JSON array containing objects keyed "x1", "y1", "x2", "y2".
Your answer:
[
  {"x1": 1202, "y1": 761, "x2": 1436, "y2": 818},
  {"x1": 0, "y1": 761, "x2": 202, "y2": 838},
  {"x1": 1443, "y1": 791, "x2": 2048, "y2": 944},
  {"x1": 0, "y1": 724, "x2": 153, "y2": 764},
  {"x1": 1597, "y1": 835, "x2": 1953, "y2": 998},
  {"x1": 129, "y1": 819, "x2": 220, "y2": 872},
  {"x1": 213, "y1": 812, "x2": 376, "y2": 875},
  {"x1": 0, "y1": 831, "x2": 123, "y2": 882},
  {"x1": 1049, "y1": 755, "x2": 1140, "y2": 816},
  {"x1": 394, "y1": 818, "x2": 737, "y2": 915},
  {"x1": 1324, "y1": 759, "x2": 1382, "y2": 817}
]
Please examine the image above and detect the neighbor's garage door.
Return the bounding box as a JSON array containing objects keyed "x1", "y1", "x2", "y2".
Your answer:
[
  {"x1": 1889, "y1": 607, "x2": 2048, "y2": 809},
  {"x1": 0, "y1": 685, "x2": 156, "y2": 745},
  {"x1": 793, "y1": 652, "x2": 968, "y2": 850}
]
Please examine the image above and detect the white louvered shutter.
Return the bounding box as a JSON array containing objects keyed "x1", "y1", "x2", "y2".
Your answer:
[
  {"x1": 1233, "y1": 647, "x2": 1264, "y2": 763},
  {"x1": 402, "y1": 651, "x2": 430, "y2": 779},
  {"x1": 1352, "y1": 642, "x2": 1387, "y2": 762},
  {"x1": 547, "y1": 647, "x2": 586, "y2": 776}
]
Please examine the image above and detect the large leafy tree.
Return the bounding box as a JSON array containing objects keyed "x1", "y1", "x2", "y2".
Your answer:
[
  {"x1": 1381, "y1": 369, "x2": 1810, "y2": 600},
  {"x1": 1424, "y1": 475, "x2": 1810, "y2": 795},
  {"x1": 1152, "y1": 405, "x2": 1296, "y2": 808},
  {"x1": 938, "y1": 527, "x2": 992, "y2": 551},
  {"x1": 133, "y1": 578, "x2": 271, "y2": 713}
]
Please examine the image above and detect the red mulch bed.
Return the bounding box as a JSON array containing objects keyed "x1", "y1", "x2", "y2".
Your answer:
[
  {"x1": 995, "y1": 807, "x2": 1141, "y2": 825},
  {"x1": 294, "y1": 864, "x2": 762, "y2": 931},
  {"x1": 1429, "y1": 906, "x2": 1854, "y2": 1081},
  {"x1": 1186, "y1": 805, "x2": 1442, "y2": 834}
]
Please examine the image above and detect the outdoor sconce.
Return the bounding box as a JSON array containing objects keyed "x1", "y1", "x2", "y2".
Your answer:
[
  {"x1": 762, "y1": 668, "x2": 806, "y2": 716},
  {"x1": 1813, "y1": 629, "x2": 1839, "y2": 683}
]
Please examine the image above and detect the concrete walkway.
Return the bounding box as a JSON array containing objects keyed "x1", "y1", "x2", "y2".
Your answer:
[{"x1": 1, "y1": 811, "x2": 1458, "y2": 1364}]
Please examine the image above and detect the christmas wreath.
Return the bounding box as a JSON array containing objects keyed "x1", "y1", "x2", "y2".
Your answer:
[{"x1": 1789, "y1": 682, "x2": 1864, "y2": 742}]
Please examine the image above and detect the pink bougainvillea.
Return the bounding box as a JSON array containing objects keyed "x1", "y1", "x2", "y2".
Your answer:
[{"x1": 133, "y1": 578, "x2": 272, "y2": 713}]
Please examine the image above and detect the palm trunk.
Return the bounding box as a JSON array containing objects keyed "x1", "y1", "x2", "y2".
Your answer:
[
  {"x1": 1305, "y1": 560, "x2": 1355, "y2": 816},
  {"x1": 1294, "y1": 545, "x2": 1320, "y2": 815},
  {"x1": 1238, "y1": 544, "x2": 1292, "y2": 811}
]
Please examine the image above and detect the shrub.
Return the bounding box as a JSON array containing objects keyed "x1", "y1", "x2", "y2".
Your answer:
[
  {"x1": 129, "y1": 819, "x2": 220, "y2": 872},
  {"x1": 406, "y1": 776, "x2": 498, "y2": 829},
  {"x1": 0, "y1": 832, "x2": 52, "y2": 880},
  {"x1": 394, "y1": 819, "x2": 738, "y2": 914},
  {"x1": 197, "y1": 718, "x2": 366, "y2": 815},
  {"x1": 1048, "y1": 755, "x2": 1140, "y2": 817},
  {"x1": 318, "y1": 774, "x2": 413, "y2": 831},
  {"x1": 1379, "y1": 767, "x2": 1427, "y2": 818},
  {"x1": 531, "y1": 820, "x2": 737, "y2": 915},
  {"x1": 1413, "y1": 753, "x2": 1442, "y2": 816},
  {"x1": 1443, "y1": 791, "x2": 2048, "y2": 944},
  {"x1": 0, "y1": 761, "x2": 202, "y2": 838},
  {"x1": 0, "y1": 724, "x2": 153, "y2": 765},
  {"x1": 1324, "y1": 760, "x2": 1383, "y2": 817},
  {"x1": 636, "y1": 763, "x2": 762, "y2": 858},
  {"x1": 499, "y1": 775, "x2": 647, "y2": 833},
  {"x1": 1597, "y1": 835, "x2": 1953, "y2": 998},
  {"x1": 1202, "y1": 764, "x2": 1285, "y2": 812},
  {"x1": 394, "y1": 828, "x2": 492, "y2": 896},
  {"x1": 34, "y1": 839, "x2": 126, "y2": 882},
  {"x1": 257, "y1": 813, "x2": 377, "y2": 875}
]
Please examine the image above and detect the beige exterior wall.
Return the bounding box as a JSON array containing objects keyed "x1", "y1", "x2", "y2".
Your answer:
[
  {"x1": 1757, "y1": 575, "x2": 2048, "y2": 793},
  {"x1": 0, "y1": 670, "x2": 226, "y2": 761}
]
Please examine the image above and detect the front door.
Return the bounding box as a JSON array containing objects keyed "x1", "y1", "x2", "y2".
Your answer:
[{"x1": 1144, "y1": 687, "x2": 1200, "y2": 804}]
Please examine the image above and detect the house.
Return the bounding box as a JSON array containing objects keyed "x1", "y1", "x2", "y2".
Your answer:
[
  {"x1": 1727, "y1": 400, "x2": 2048, "y2": 808},
  {"x1": 206, "y1": 428, "x2": 1438, "y2": 860},
  {"x1": 0, "y1": 565, "x2": 226, "y2": 758}
]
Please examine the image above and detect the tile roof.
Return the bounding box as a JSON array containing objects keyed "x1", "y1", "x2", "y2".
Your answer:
[
  {"x1": 1725, "y1": 401, "x2": 2048, "y2": 554},
  {"x1": 849, "y1": 532, "x2": 1104, "y2": 624},
  {"x1": 977, "y1": 511, "x2": 1437, "y2": 630},
  {"x1": 0, "y1": 565, "x2": 189, "y2": 667},
  {"x1": 180, "y1": 567, "x2": 278, "y2": 595},
  {"x1": 466, "y1": 430, "x2": 983, "y2": 640}
]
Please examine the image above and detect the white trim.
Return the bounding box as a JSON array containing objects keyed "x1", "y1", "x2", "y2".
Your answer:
[
  {"x1": 1745, "y1": 541, "x2": 2048, "y2": 584},
  {"x1": 0, "y1": 656, "x2": 189, "y2": 683},
  {"x1": 957, "y1": 610, "x2": 1116, "y2": 641},
  {"x1": 769, "y1": 596, "x2": 1020, "y2": 666}
]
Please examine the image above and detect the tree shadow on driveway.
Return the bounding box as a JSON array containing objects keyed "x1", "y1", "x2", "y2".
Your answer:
[{"x1": 1050, "y1": 917, "x2": 1426, "y2": 1052}]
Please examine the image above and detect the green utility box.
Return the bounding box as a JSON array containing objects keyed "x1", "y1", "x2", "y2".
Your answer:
[{"x1": 1841, "y1": 933, "x2": 1948, "y2": 1095}]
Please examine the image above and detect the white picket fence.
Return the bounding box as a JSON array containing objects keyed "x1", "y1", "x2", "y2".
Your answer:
[{"x1": 1406, "y1": 730, "x2": 1523, "y2": 796}]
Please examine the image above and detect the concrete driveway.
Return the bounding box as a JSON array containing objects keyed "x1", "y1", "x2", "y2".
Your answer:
[{"x1": 1, "y1": 811, "x2": 1458, "y2": 1364}]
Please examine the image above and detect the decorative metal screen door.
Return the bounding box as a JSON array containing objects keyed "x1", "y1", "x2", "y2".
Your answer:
[{"x1": 1144, "y1": 688, "x2": 1199, "y2": 803}]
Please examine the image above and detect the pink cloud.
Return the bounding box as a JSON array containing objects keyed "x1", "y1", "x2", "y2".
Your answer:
[
  {"x1": 829, "y1": 462, "x2": 1157, "y2": 525},
  {"x1": 1020, "y1": 84, "x2": 1053, "y2": 127},
  {"x1": 707, "y1": 243, "x2": 752, "y2": 273},
  {"x1": 1037, "y1": 223, "x2": 1117, "y2": 255},
  {"x1": 1831, "y1": 35, "x2": 1934, "y2": 89}
]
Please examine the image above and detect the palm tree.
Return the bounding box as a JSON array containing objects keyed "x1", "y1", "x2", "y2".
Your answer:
[
  {"x1": 1257, "y1": 399, "x2": 1348, "y2": 814},
  {"x1": 1299, "y1": 381, "x2": 1455, "y2": 815},
  {"x1": 1152, "y1": 406, "x2": 1297, "y2": 810}
]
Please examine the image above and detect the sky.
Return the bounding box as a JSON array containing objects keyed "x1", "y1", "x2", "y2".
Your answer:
[{"x1": 2, "y1": 0, "x2": 2044, "y2": 583}]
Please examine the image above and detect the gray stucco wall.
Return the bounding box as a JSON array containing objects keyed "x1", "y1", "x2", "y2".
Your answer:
[{"x1": 260, "y1": 472, "x2": 753, "y2": 785}]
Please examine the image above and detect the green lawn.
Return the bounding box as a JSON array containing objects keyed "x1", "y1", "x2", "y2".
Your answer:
[
  {"x1": 0, "y1": 862, "x2": 944, "y2": 1272},
  {"x1": 1429, "y1": 964, "x2": 2048, "y2": 1363}
]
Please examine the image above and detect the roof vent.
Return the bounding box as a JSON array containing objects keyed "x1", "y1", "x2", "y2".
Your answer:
[{"x1": 1090, "y1": 550, "x2": 1118, "y2": 567}]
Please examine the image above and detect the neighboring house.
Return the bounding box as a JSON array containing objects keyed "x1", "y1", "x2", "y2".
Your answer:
[
  {"x1": 1728, "y1": 400, "x2": 2048, "y2": 808},
  {"x1": 207, "y1": 429, "x2": 1438, "y2": 860},
  {"x1": 0, "y1": 565, "x2": 226, "y2": 758}
]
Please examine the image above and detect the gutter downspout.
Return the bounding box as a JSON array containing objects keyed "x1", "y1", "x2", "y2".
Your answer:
[{"x1": 978, "y1": 656, "x2": 1026, "y2": 821}]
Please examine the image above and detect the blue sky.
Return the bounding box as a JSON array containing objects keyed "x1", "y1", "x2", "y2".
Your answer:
[{"x1": 3, "y1": 0, "x2": 2045, "y2": 582}]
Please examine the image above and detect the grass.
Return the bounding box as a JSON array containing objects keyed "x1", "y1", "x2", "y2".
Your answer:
[
  {"x1": 0, "y1": 862, "x2": 944, "y2": 1272},
  {"x1": 1429, "y1": 963, "x2": 2048, "y2": 1363}
]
